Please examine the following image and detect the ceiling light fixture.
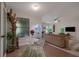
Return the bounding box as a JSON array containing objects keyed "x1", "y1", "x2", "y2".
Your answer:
[
  {"x1": 32, "y1": 4, "x2": 40, "y2": 10},
  {"x1": 54, "y1": 20, "x2": 58, "y2": 23}
]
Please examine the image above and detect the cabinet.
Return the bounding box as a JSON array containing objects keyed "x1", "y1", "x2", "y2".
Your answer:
[{"x1": 43, "y1": 34, "x2": 70, "y2": 48}]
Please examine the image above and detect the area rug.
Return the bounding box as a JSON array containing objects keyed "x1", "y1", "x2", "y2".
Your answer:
[{"x1": 22, "y1": 46, "x2": 44, "y2": 57}]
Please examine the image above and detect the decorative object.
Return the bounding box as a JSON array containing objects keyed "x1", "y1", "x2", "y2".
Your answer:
[
  {"x1": 61, "y1": 28, "x2": 64, "y2": 33},
  {"x1": 59, "y1": 28, "x2": 65, "y2": 35},
  {"x1": 30, "y1": 30, "x2": 34, "y2": 37},
  {"x1": 53, "y1": 24, "x2": 55, "y2": 32},
  {"x1": 7, "y1": 9, "x2": 17, "y2": 53}
]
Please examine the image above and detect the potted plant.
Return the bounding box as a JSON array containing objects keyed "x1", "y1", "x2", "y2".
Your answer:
[{"x1": 7, "y1": 31, "x2": 15, "y2": 53}]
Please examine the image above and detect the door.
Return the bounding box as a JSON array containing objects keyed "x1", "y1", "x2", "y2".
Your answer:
[{"x1": 0, "y1": 2, "x2": 7, "y2": 57}]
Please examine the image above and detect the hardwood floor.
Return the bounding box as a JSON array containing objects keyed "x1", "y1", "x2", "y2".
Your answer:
[
  {"x1": 43, "y1": 42, "x2": 77, "y2": 57},
  {"x1": 6, "y1": 37, "x2": 78, "y2": 57},
  {"x1": 6, "y1": 45, "x2": 27, "y2": 57},
  {"x1": 6, "y1": 44, "x2": 77, "y2": 57}
]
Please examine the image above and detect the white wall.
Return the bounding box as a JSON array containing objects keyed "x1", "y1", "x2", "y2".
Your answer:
[
  {"x1": 11, "y1": 6, "x2": 79, "y2": 41},
  {"x1": 42, "y1": 14, "x2": 79, "y2": 41},
  {"x1": 16, "y1": 11, "x2": 42, "y2": 29},
  {"x1": 55, "y1": 16, "x2": 79, "y2": 40},
  {"x1": 16, "y1": 11, "x2": 43, "y2": 37}
]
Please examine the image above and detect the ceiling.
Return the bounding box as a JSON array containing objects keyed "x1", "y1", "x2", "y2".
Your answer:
[{"x1": 6, "y1": 2, "x2": 79, "y2": 23}]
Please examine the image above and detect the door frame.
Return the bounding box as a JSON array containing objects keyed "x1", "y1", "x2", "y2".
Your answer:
[
  {"x1": 0, "y1": 2, "x2": 7, "y2": 57},
  {"x1": 0, "y1": 2, "x2": 4, "y2": 57}
]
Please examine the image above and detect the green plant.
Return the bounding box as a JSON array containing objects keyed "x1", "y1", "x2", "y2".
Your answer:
[
  {"x1": 7, "y1": 31, "x2": 15, "y2": 53},
  {"x1": 7, "y1": 31, "x2": 14, "y2": 40},
  {"x1": 59, "y1": 33, "x2": 65, "y2": 35}
]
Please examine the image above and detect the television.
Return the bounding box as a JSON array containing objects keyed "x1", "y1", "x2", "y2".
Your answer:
[{"x1": 65, "y1": 27, "x2": 75, "y2": 32}]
